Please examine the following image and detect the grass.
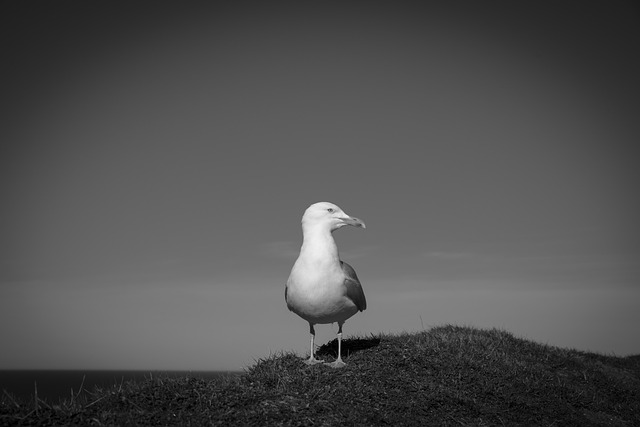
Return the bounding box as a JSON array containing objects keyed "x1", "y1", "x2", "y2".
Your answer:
[{"x1": 2, "y1": 325, "x2": 639, "y2": 426}]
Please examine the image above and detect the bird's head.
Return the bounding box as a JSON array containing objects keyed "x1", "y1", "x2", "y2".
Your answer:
[{"x1": 301, "y1": 202, "x2": 366, "y2": 232}]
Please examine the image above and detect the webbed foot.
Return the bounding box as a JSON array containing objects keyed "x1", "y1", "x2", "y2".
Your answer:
[{"x1": 328, "y1": 359, "x2": 346, "y2": 368}]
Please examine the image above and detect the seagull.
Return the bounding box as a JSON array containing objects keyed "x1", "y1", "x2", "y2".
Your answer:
[{"x1": 285, "y1": 202, "x2": 367, "y2": 368}]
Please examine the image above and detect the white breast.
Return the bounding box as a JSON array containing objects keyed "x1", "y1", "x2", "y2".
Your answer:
[{"x1": 286, "y1": 260, "x2": 358, "y2": 324}]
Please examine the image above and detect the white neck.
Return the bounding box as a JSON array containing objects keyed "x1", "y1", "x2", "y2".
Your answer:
[{"x1": 300, "y1": 225, "x2": 340, "y2": 265}]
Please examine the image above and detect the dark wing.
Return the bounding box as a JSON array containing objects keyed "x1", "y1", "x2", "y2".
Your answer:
[
  {"x1": 341, "y1": 261, "x2": 367, "y2": 311},
  {"x1": 284, "y1": 281, "x2": 292, "y2": 311}
]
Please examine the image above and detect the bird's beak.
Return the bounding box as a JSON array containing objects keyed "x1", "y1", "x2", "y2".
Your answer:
[{"x1": 340, "y1": 215, "x2": 366, "y2": 229}]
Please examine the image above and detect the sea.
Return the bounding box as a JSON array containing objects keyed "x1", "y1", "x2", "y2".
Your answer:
[{"x1": 0, "y1": 370, "x2": 243, "y2": 402}]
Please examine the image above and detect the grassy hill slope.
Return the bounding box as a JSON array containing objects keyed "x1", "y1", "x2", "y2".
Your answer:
[{"x1": 2, "y1": 325, "x2": 639, "y2": 426}]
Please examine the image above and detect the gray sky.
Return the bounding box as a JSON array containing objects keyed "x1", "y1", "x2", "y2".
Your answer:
[{"x1": 1, "y1": 2, "x2": 639, "y2": 370}]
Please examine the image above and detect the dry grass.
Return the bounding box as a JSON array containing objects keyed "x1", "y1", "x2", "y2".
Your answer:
[{"x1": 2, "y1": 325, "x2": 638, "y2": 426}]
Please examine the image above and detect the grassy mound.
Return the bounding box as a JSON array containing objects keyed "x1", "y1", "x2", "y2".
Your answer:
[{"x1": 2, "y1": 325, "x2": 639, "y2": 426}]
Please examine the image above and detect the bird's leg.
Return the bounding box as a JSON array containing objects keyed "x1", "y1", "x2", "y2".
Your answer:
[
  {"x1": 329, "y1": 322, "x2": 347, "y2": 368},
  {"x1": 305, "y1": 323, "x2": 324, "y2": 365}
]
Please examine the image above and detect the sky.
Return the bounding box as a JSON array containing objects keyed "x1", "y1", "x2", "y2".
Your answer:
[{"x1": 1, "y1": 2, "x2": 639, "y2": 371}]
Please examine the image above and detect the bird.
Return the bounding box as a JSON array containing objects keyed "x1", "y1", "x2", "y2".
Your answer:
[{"x1": 285, "y1": 202, "x2": 367, "y2": 368}]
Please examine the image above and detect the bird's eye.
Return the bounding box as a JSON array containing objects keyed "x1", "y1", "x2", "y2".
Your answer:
[{"x1": 327, "y1": 208, "x2": 334, "y2": 213}]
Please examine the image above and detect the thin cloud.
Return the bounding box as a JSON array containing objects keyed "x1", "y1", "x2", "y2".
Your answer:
[
  {"x1": 423, "y1": 251, "x2": 476, "y2": 260},
  {"x1": 261, "y1": 241, "x2": 300, "y2": 260},
  {"x1": 339, "y1": 245, "x2": 380, "y2": 260}
]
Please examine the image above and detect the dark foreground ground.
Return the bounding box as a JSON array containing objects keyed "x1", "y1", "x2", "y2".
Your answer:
[{"x1": 2, "y1": 325, "x2": 639, "y2": 426}]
